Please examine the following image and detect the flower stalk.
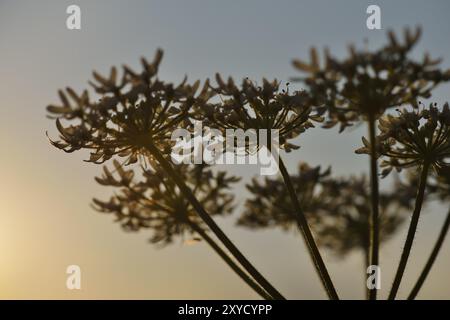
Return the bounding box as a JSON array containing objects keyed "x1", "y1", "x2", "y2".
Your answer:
[
  {"x1": 145, "y1": 142, "x2": 286, "y2": 300},
  {"x1": 278, "y1": 157, "x2": 339, "y2": 300},
  {"x1": 408, "y1": 208, "x2": 450, "y2": 300},
  {"x1": 188, "y1": 220, "x2": 273, "y2": 300},
  {"x1": 367, "y1": 113, "x2": 380, "y2": 300},
  {"x1": 388, "y1": 161, "x2": 430, "y2": 300}
]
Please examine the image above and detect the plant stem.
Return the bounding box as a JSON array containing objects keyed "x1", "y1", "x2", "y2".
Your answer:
[
  {"x1": 408, "y1": 207, "x2": 450, "y2": 300},
  {"x1": 278, "y1": 157, "x2": 339, "y2": 300},
  {"x1": 388, "y1": 161, "x2": 430, "y2": 300},
  {"x1": 367, "y1": 114, "x2": 380, "y2": 300},
  {"x1": 364, "y1": 248, "x2": 370, "y2": 300},
  {"x1": 188, "y1": 221, "x2": 273, "y2": 300},
  {"x1": 146, "y1": 143, "x2": 285, "y2": 300}
]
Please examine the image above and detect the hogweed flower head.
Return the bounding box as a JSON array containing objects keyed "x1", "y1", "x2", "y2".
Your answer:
[
  {"x1": 356, "y1": 103, "x2": 450, "y2": 177},
  {"x1": 292, "y1": 28, "x2": 450, "y2": 131},
  {"x1": 238, "y1": 163, "x2": 415, "y2": 257},
  {"x1": 238, "y1": 163, "x2": 330, "y2": 230},
  {"x1": 197, "y1": 74, "x2": 323, "y2": 152},
  {"x1": 47, "y1": 49, "x2": 212, "y2": 165},
  {"x1": 311, "y1": 175, "x2": 413, "y2": 257},
  {"x1": 93, "y1": 160, "x2": 240, "y2": 246}
]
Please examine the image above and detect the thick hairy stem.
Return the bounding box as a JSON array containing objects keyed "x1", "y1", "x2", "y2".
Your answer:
[
  {"x1": 408, "y1": 207, "x2": 450, "y2": 300},
  {"x1": 189, "y1": 222, "x2": 273, "y2": 300},
  {"x1": 388, "y1": 162, "x2": 430, "y2": 300},
  {"x1": 367, "y1": 115, "x2": 380, "y2": 300},
  {"x1": 146, "y1": 144, "x2": 285, "y2": 300},
  {"x1": 278, "y1": 157, "x2": 339, "y2": 300}
]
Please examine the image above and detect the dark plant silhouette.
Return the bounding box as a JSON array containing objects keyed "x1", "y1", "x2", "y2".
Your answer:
[
  {"x1": 199, "y1": 76, "x2": 321, "y2": 152},
  {"x1": 408, "y1": 213, "x2": 450, "y2": 300},
  {"x1": 46, "y1": 27, "x2": 450, "y2": 300},
  {"x1": 93, "y1": 161, "x2": 237, "y2": 246},
  {"x1": 47, "y1": 50, "x2": 284, "y2": 300},
  {"x1": 357, "y1": 103, "x2": 450, "y2": 299},
  {"x1": 238, "y1": 163, "x2": 415, "y2": 265},
  {"x1": 292, "y1": 27, "x2": 450, "y2": 299},
  {"x1": 198, "y1": 76, "x2": 339, "y2": 299},
  {"x1": 406, "y1": 166, "x2": 450, "y2": 299},
  {"x1": 92, "y1": 160, "x2": 272, "y2": 299}
]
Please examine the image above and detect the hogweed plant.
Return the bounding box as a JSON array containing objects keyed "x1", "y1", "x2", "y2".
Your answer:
[
  {"x1": 237, "y1": 163, "x2": 425, "y2": 292},
  {"x1": 47, "y1": 28, "x2": 450, "y2": 300},
  {"x1": 92, "y1": 160, "x2": 272, "y2": 299},
  {"x1": 197, "y1": 76, "x2": 339, "y2": 299},
  {"x1": 238, "y1": 164, "x2": 416, "y2": 267},
  {"x1": 357, "y1": 103, "x2": 450, "y2": 299},
  {"x1": 292, "y1": 27, "x2": 450, "y2": 299},
  {"x1": 47, "y1": 51, "x2": 284, "y2": 300},
  {"x1": 406, "y1": 166, "x2": 450, "y2": 300}
]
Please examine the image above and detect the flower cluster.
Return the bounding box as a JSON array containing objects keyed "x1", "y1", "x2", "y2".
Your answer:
[
  {"x1": 197, "y1": 75, "x2": 322, "y2": 152},
  {"x1": 357, "y1": 103, "x2": 450, "y2": 177},
  {"x1": 237, "y1": 163, "x2": 330, "y2": 230},
  {"x1": 238, "y1": 163, "x2": 415, "y2": 257},
  {"x1": 47, "y1": 49, "x2": 212, "y2": 165},
  {"x1": 92, "y1": 160, "x2": 240, "y2": 246},
  {"x1": 292, "y1": 28, "x2": 450, "y2": 131},
  {"x1": 312, "y1": 176, "x2": 415, "y2": 257}
]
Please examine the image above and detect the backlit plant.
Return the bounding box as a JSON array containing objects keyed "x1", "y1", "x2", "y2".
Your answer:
[
  {"x1": 356, "y1": 103, "x2": 450, "y2": 299},
  {"x1": 292, "y1": 27, "x2": 450, "y2": 299},
  {"x1": 47, "y1": 28, "x2": 450, "y2": 300},
  {"x1": 238, "y1": 163, "x2": 415, "y2": 265}
]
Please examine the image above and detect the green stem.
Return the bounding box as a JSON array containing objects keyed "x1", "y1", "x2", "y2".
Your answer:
[
  {"x1": 388, "y1": 161, "x2": 430, "y2": 300},
  {"x1": 146, "y1": 143, "x2": 285, "y2": 300},
  {"x1": 367, "y1": 115, "x2": 380, "y2": 300},
  {"x1": 189, "y1": 221, "x2": 273, "y2": 300},
  {"x1": 408, "y1": 207, "x2": 450, "y2": 300},
  {"x1": 278, "y1": 157, "x2": 339, "y2": 300}
]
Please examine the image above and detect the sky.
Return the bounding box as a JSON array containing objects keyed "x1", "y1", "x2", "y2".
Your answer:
[{"x1": 0, "y1": 0, "x2": 449, "y2": 299}]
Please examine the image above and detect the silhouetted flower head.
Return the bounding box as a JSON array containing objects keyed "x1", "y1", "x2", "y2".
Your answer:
[
  {"x1": 314, "y1": 176, "x2": 413, "y2": 257},
  {"x1": 356, "y1": 103, "x2": 450, "y2": 177},
  {"x1": 92, "y1": 160, "x2": 240, "y2": 246},
  {"x1": 292, "y1": 28, "x2": 450, "y2": 132},
  {"x1": 47, "y1": 49, "x2": 212, "y2": 165},
  {"x1": 238, "y1": 163, "x2": 415, "y2": 257},
  {"x1": 237, "y1": 163, "x2": 330, "y2": 230},
  {"x1": 197, "y1": 75, "x2": 323, "y2": 152}
]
